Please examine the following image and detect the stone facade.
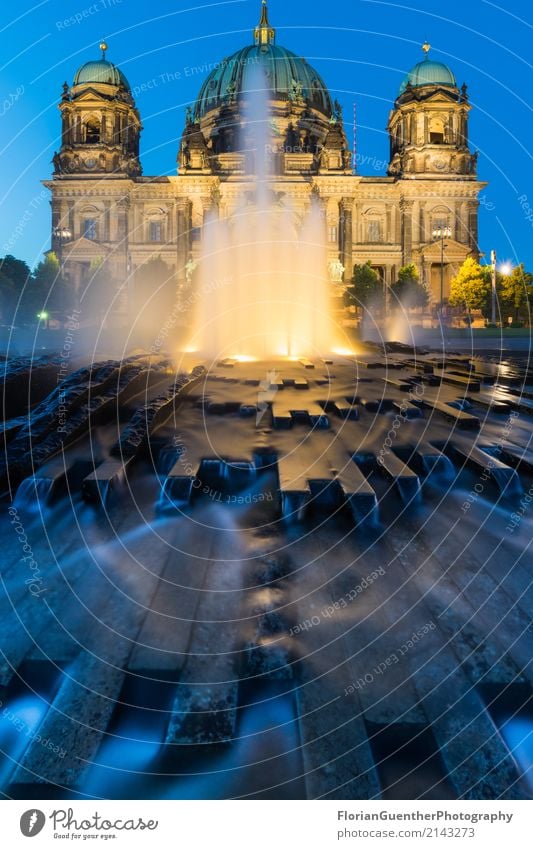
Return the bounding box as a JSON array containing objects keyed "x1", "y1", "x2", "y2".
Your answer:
[{"x1": 45, "y1": 10, "x2": 486, "y2": 318}]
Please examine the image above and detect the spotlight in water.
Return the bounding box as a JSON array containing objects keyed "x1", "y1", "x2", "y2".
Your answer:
[
  {"x1": 332, "y1": 347, "x2": 355, "y2": 357},
  {"x1": 232, "y1": 355, "x2": 257, "y2": 363}
]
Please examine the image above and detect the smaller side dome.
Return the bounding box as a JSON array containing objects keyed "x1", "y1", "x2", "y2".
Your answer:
[
  {"x1": 399, "y1": 44, "x2": 457, "y2": 95},
  {"x1": 73, "y1": 43, "x2": 130, "y2": 89}
]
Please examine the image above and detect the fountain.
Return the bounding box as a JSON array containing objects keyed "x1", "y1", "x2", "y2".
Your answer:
[{"x1": 188, "y1": 67, "x2": 340, "y2": 361}]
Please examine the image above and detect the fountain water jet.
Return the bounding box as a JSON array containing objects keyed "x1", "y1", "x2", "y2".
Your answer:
[{"x1": 188, "y1": 67, "x2": 341, "y2": 360}]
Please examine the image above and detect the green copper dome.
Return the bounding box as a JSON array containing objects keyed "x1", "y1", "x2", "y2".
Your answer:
[
  {"x1": 73, "y1": 44, "x2": 130, "y2": 90},
  {"x1": 194, "y1": 2, "x2": 332, "y2": 119},
  {"x1": 399, "y1": 53, "x2": 457, "y2": 95}
]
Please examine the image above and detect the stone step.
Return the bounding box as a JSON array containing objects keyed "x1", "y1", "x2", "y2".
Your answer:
[
  {"x1": 361, "y1": 398, "x2": 395, "y2": 414},
  {"x1": 414, "y1": 397, "x2": 480, "y2": 429},
  {"x1": 277, "y1": 454, "x2": 333, "y2": 521},
  {"x1": 319, "y1": 399, "x2": 359, "y2": 420},
  {"x1": 400, "y1": 443, "x2": 454, "y2": 479},
  {"x1": 328, "y1": 453, "x2": 378, "y2": 526},
  {"x1": 490, "y1": 441, "x2": 533, "y2": 475},
  {"x1": 435, "y1": 370, "x2": 481, "y2": 392},
  {"x1": 374, "y1": 450, "x2": 421, "y2": 502},
  {"x1": 391, "y1": 400, "x2": 422, "y2": 419},
  {"x1": 382, "y1": 377, "x2": 414, "y2": 392},
  {"x1": 441, "y1": 440, "x2": 522, "y2": 495},
  {"x1": 82, "y1": 457, "x2": 134, "y2": 504}
]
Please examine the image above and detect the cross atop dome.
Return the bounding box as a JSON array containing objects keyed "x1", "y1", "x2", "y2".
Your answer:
[
  {"x1": 254, "y1": 0, "x2": 275, "y2": 47},
  {"x1": 422, "y1": 41, "x2": 431, "y2": 57}
]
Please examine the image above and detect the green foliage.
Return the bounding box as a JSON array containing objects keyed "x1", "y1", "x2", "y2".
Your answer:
[
  {"x1": 449, "y1": 257, "x2": 491, "y2": 313},
  {"x1": 0, "y1": 255, "x2": 32, "y2": 323},
  {"x1": 32, "y1": 252, "x2": 73, "y2": 317},
  {"x1": 345, "y1": 261, "x2": 383, "y2": 310},
  {"x1": 133, "y1": 255, "x2": 178, "y2": 343},
  {"x1": 390, "y1": 264, "x2": 429, "y2": 309},
  {"x1": 0, "y1": 255, "x2": 31, "y2": 289},
  {"x1": 498, "y1": 263, "x2": 533, "y2": 323}
]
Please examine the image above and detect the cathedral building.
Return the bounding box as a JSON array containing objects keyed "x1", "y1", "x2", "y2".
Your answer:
[{"x1": 45, "y1": 1, "x2": 485, "y2": 318}]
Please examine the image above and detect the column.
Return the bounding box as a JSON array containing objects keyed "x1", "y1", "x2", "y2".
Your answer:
[
  {"x1": 339, "y1": 197, "x2": 354, "y2": 283},
  {"x1": 401, "y1": 200, "x2": 413, "y2": 264},
  {"x1": 176, "y1": 200, "x2": 191, "y2": 283}
]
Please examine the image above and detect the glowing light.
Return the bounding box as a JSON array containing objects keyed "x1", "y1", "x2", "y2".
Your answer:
[
  {"x1": 37, "y1": 311, "x2": 49, "y2": 320},
  {"x1": 499, "y1": 262, "x2": 514, "y2": 276},
  {"x1": 232, "y1": 355, "x2": 257, "y2": 363},
  {"x1": 332, "y1": 347, "x2": 355, "y2": 357}
]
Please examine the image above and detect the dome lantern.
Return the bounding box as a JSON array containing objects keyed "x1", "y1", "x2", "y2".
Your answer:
[{"x1": 254, "y1": 1, "x2": 275, "y2": 48}]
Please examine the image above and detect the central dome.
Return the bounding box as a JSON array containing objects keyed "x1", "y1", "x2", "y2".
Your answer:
[{"x1": 194, "y1": 3, "x2": 332, "y2": 120}]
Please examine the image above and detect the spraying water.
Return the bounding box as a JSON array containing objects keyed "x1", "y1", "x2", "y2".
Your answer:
[{"x1": 189, "y1": 67, "x2": 339, "y2": 360}]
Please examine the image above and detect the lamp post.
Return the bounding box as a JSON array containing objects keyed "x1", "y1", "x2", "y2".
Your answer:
[
  {"x1": 53, "y1": 225, "x2": 72, "y2": 311},
  {"x1": 490, "y1": 249, "x2": 497, "y2": 326},
  {"x1": 432, "y1": 225, "x2": 452, "y2": 320},
  {"x1": 53, "y1": 225, "x2": 72, "y2": 273}
]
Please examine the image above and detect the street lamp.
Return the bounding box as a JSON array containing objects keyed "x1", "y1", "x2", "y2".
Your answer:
[
  {"x1": 432, "y1": 225, "x2": 452, "y2": 319},
  {"x1": 37, "y1": 310, "x2": 49, "y2": 330},
  {"x1": 53, "y1": 226, "x2": 72, "y2": 243},
  {"x1": 490, "y1": 249, "x2": 497, "y2": 326}
]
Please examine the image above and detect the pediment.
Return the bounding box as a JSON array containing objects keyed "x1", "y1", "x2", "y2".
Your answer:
[
  {"x1": 71, "y1": 88, "x2": 114, "y2": 104},
  {"x1": 416, "y1": 237, "x2": 474, "y2": 259},
  {"x1": 64, "y1": 237, "x2": 111, "y2": 255}
]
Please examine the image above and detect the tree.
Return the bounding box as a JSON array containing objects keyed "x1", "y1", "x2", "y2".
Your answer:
[
  {"x1": 498, "y1": 263, "x2": 533, "y2": 324},
  {"x1": 32, "y1": 252, "x2": 72, "y2": 319},
  {"x1": 0, "y1": 270, "x2": 15, "y2": 324},
  {"x1": 78, "y1": 256, "x2": 116, "y2": 324},
  {"x1": 449, "y1": 257, "x2": 491, "y2": 317},
  {"x1": 345, "y1": 261, "x2": 383, "y2": 311},
  {"x1": 133, "y1": 255, "x2": 178, "y2": 345},
  {"x1": 0, "y1": 255, "x2": 32, "y2": 324},
  {"x1": 390, "y1": 264, "x2": 429, "y2": 310}
]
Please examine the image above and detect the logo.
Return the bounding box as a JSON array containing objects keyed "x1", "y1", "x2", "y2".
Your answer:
[
  {"x1": 20, "y1": 810, "x2": 46, "y2": 837},
  {"x1": 256, "y1": 370, "x2": 280, "y2": 426}
]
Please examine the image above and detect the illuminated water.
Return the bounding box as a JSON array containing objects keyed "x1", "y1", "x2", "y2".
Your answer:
[{"x1": 189, "y1": 68, "x2": 339, "y2": 360}]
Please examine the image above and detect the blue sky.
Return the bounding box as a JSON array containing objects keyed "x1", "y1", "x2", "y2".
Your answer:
[{"x1": 0, "y1": 0, "x2": 531, "y2": 269}]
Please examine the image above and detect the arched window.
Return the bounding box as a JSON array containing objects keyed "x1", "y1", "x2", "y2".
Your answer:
[
  {"x1": 84, "y1": 118, "x2": 101, "y2": 144},
  {"x1": 146, "y1": 209, "x2": 166, "y2": 243},
  {"x1": 431, "y1": 206, "x2": 452, "y2": 239},
  {"x1": 364, "y1": 208, "x2": 384, "y2": 243},
  {"x1": 429, "y1": 116, "x2": 445, "y2": 144}
]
